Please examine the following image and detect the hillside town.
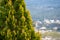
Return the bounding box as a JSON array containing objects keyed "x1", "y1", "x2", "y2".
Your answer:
[{"x1": 34, "y1": 19, "x2": 60, "y2": 40}]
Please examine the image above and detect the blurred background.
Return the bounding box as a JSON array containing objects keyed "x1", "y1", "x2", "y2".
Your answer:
[{"x1": 25, "y1": 0, "x2": 60, "y2": 40}]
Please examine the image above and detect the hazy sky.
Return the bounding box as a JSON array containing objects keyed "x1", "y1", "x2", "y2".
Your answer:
[{"x1": 25, "y1": 0, "x2": 60, "y2": 20}]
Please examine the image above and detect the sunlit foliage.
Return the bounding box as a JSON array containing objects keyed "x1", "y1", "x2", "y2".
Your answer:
[{"x1": 0, "y1": 0, "x2": 41, "y2": 40}]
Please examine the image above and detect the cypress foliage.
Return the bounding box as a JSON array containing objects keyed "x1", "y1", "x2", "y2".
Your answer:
[{"x1": 0, "y1": 0, "x2": 41, "y2": 40}]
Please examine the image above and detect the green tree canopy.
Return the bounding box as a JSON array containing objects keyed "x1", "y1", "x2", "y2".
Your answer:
[{"x1": 0, "y1": 0, "x2": 41, "y2": 40}]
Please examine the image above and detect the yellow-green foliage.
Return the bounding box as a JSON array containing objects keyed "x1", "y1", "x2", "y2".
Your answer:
[{"x1": 0, "y1": 0, "x2": 41, "y2": 40}]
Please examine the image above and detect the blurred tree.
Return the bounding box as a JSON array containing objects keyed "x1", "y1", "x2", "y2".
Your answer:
[{"x1": 0, "y1": 0, "x2": 41, "y2": 40}]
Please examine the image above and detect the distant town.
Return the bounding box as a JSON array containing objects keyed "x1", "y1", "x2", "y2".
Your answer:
[
  {"x1": 33, "y1": 19, "x2": 60, "y2": 40},
  {"x1": 33, "y1": 19, "x2": 60, "y2": 32}
]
